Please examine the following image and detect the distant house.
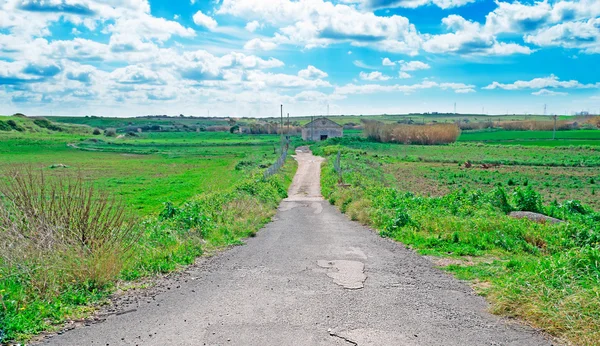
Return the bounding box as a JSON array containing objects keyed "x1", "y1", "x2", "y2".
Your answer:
[{"x1": 302, "y1": 117, "x2": 343, "y2": 141}]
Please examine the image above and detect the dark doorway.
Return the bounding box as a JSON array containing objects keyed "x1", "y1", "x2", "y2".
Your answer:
[{"x1": 320, "y1": 135, "x2": 328, "y2": 140}]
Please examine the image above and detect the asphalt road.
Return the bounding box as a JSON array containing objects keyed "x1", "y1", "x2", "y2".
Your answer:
[{"x1": 43, "y1": 149, "x2": 553, "y2": 346}]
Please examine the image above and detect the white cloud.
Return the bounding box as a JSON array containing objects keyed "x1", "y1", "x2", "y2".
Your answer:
[
  {"x1": 298, "y1": 65, "x2": 328, "y2": 79},
  {"x1": 110, "y1": 65, "x2": 167, "y2": 85},
  {"x1": 218, "y1": 0, "x2": 421, "y2": 54},
  {"x1": 359, "y1": 71, "x2": 392, "y2": 81},
  {"x1": 398, "y1": 71, "x2": 411, "y2": 79},
  {"x1": 532, "y1": 89, "x2": 568, "y2": 96},
  {"x1": 363, "y1": 0, "x2": 477, "y2": 10},
  {"x1": 245, "y1": 70, "x2": 331, "y2": 89},
  {"x1": 483, "y1": 75, "x2": 600, "y2": 90},
  {"x1": 244, "y1": 38, "x2": 278, "y2": 50},
  {"x1": 482, "y1": 0, "x2": 600, "y2": 54},
  {"x1": 524, "y1": 18, "x2": 600, "y2": 54},
  {"x1": 423, "y1": 14, "x2": 533, "y2": 56},
  {"x1": 382, "y1": 57, "x2": 396, "y2": 66},
  {"x1": 245, "y1": 20, "x2": 262, "y2": 32},
  {"x1": 335, "y1": 80, "x2": 475, "y2": 95},
  {"x1": 193, "y1": 10, "x2": 217, "y2": 30},
  {"x1": 353, "y1": 60, "x2": 378, "y2": 69},
  {"x1": 400, "y1": 60, "x2": 430, "y2": 71}
]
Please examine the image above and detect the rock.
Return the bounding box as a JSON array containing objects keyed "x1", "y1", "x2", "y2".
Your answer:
[{"x1": 509, "y1": 211, "x2": 563, "y2": 224}]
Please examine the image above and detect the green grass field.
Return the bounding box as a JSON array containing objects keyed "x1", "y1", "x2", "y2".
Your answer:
[
  {"x1": 0, "y1": 116, "x2": 297, "y2": 343},
  {"x1": 459, "y1": 129, "x2": 600, "y2": 146},
  {"x1": 0, "y1": 130, "x2": 283, "y2": 215},
  {"x1": 313, "y1": 137, "x2": 600, "y2": 345}
]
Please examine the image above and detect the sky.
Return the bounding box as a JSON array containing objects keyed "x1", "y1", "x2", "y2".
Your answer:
[{"x1": 0, "y1": 0, "x2": 599, "y2": 117}]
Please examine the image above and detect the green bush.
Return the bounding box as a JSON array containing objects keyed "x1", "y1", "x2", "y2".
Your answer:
[
  {"x1": 490, "y1": 187, "x2": 513, "y2": 214},
  {"x1": 0, "y1": 120, "x2": 11, "y2": 131},
  {"x1": 6, "y1": 120, "x2": 24, "y2": 132},
  {"x1": 104, "y1": 128, "x2": 117, "y2": 137},
  {"x1": 33, "y1": 118, "x2": 62, "y2": 131},
  {"x1": 513, "y1": 186, "x2": 544, "y2": 213}
]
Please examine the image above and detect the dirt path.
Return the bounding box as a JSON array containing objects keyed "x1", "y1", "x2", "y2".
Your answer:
[{"x1": 43, "y1": 149, "x2": 552, "y2": 346}]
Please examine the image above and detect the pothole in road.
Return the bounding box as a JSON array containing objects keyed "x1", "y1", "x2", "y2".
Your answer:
[{"x1": 317, "y1": 260, "x2": 366, "y2": 290}]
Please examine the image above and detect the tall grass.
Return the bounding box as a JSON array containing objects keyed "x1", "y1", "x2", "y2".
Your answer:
[
  {"x1": 0, "y1": 169, "x2": 139, "y2": 286},
  {"x1": 585, "y1": 116, "x2": 600, "y2": 128},
  {"x1": 456, "y1": 120, "x2": 493, "y2": 131},
  {"x1": 498, "y1": 120, "x2": 577, "y2": 131},
  {"x1": 0, "y1": 169, "x2": 139, "y2": 341},
  {"x1": 363, "y1": 120, "x2": 460, "y2": 145}
]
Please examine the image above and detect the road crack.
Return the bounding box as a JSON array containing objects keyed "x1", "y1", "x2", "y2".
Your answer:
[{"x1": 329, "y1": 330, "x2": 358, "y2": 345}]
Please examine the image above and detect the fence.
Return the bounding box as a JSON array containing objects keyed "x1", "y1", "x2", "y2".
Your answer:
[
  {"x1": 333, "y1": 150, "x2": 343, "y2": 184},
  {"x1": 264, "y1": 140, "x2": 290, "y2": 178}
]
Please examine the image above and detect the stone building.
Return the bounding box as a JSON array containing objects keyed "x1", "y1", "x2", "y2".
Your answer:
[{"x1": 302, "y1": 117, "x2": 343, "y2": 141}]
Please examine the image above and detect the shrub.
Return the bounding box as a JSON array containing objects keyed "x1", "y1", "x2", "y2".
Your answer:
[
  {"x1": 104, "y1": 128, "x2": 117, "y2": 137},
  {"x1": 6, "y1": 119, "x2": 24, "y2": 132},
  {"x1": 92, "y1": 128, "x2": 102, "y2": 135},
  {"x1": 491, "y1": 187, "x2": 514, "y2": 214},
  {"x1": 33, "y1": 118, "x2": 62, "y2": 132},
  {"x1": 205, "y1": 126, "x2": 230, "y2": 132},
  {"x1": 0, "y1": 120, "x2": 11, "y2": 131}
]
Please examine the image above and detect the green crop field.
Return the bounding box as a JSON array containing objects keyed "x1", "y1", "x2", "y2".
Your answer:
[{"x1": 459, "y1": 129, "x2": 600, "y2": 146}]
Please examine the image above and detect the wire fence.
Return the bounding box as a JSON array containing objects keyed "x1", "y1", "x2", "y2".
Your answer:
[{"x1": 264, "y1": 140, "x2": 290, "y2": 178}]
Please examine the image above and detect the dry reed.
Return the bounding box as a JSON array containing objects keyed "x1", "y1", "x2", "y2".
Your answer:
[{"x1": 363, "y1": 120, "x2": 460, "y2": 145}]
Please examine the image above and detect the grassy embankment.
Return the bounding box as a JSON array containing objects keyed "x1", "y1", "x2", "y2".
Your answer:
[
  {"x1": 0, "y1": 116, "x2": 297, "y2": 343},
  {"x1": 313, "y1": 137, "x2": 600, "y2": 345}
]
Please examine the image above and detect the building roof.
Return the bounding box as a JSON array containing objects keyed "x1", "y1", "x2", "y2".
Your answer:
[{"x1": 303, "y1": 117, "x2": 343, "y2": 128}]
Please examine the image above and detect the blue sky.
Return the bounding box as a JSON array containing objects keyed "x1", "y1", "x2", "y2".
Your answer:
[{"x1": 0, "y1": 0, "x2": 599, "y2": 117}]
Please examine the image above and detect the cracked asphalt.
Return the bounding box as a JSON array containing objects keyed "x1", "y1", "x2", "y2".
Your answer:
[{"x1": 43, "y1": 149, "x2": 553, "y2": 346}]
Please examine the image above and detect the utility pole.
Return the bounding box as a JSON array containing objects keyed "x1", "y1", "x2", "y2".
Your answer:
[
  {"x1": 311, "y1": 115, "x2": 315, "y2": 141},
  {"x1": 544, "y1": 104, "x2": 547, "y2": 116},
  {"x1": 287, "y1": 113, "x2": 290, "y2": 136},
  {"x1": 553, "y1": 114, "x2": 558, "y2": 140},
  {"x1": 280, "y1": 104, "x2": 284, "y2": 145}
]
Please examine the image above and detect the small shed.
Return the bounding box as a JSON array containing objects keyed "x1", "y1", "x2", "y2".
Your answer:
[{"x1": 302, "y1": 117, "x2": 343, "y2": 141}]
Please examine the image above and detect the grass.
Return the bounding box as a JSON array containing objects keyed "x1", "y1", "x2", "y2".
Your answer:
[
  {"x1": 460, "y1": 129, "x2": 600, "y2": 146},
  {"x1": 313, "y1": 137, "x2": 600, "y2": 345},
  {"x1": 324, "y1": 137, "x2": 600, "y2": 167},
  {"x1": 0, "y1": 130, "x2": 285, "y2": 215},
  {"x1": 0, "y1": 122, "x2": 298, "y2": 343}
]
